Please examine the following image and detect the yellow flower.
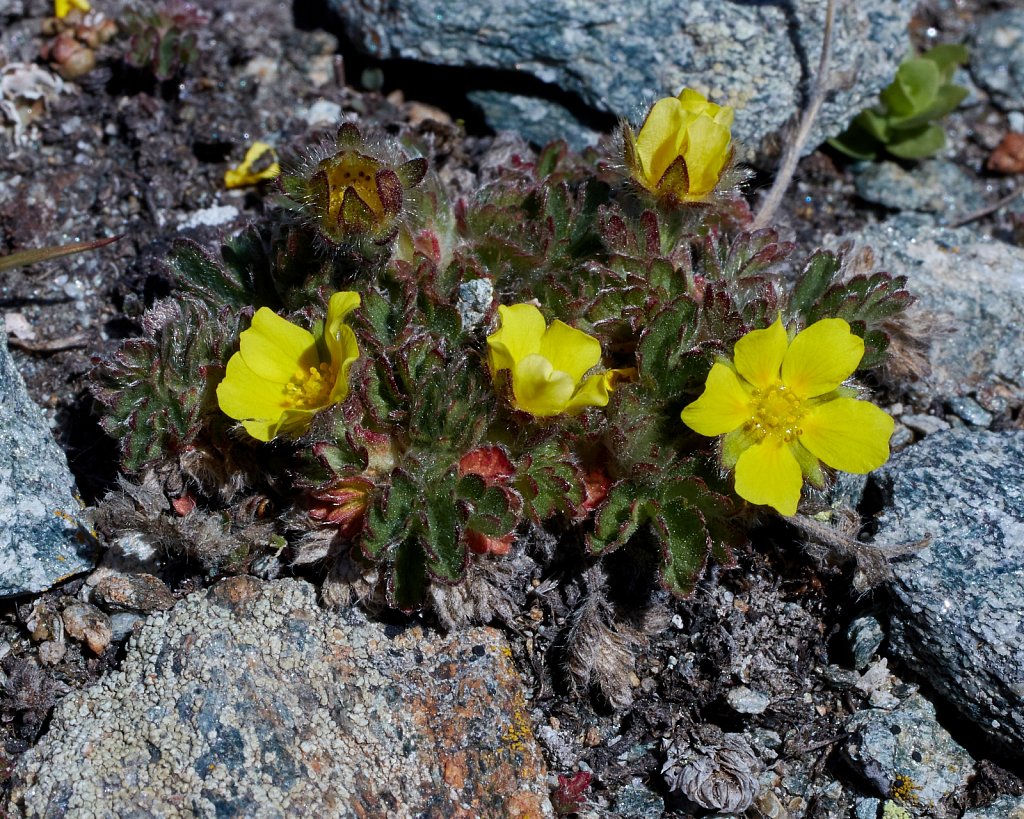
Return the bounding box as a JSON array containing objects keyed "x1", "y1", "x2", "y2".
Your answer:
[
  {"x1": 626, "y1": 88, "x2": 734, "y2": 201},
  {"x1": 224, "y1": 142, "x2": 280, "y2": 189},
  {"x1": 55, "y1": 0, "x2": 90, "y2": 18},
  {"x1": 217, "y1": 292, "x2": 361, "y2": 441},
  {"x1": 681, "y1": 316, "x2": 894, "y2": 516},
  {"x1": 486, "y1": 303, "x2": 628, "y2": 417}
]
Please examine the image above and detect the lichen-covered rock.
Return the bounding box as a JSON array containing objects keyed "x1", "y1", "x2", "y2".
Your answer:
[
  {"x1": 8, "y1": 576, "x2": 553, "y2": 818},
  {"x1": 873, "y1": 430, "x2": 1024, "y2": 759},
  {"x1": 852, "y1": 160, "x2": 985, "y2": 217},
  {"x1": 328, "y1": 0, "x2": 914, "y2": 158},
  {"x1": 970, "y1": 9, "x2": 1024, "y2": 111},
  {"x1": 0, "y1": 318, "x2": 95, "y2": 596},
  {"x1": 963, "y1": 795, "x2": 1024, "y2": 819},
  {"x1": 843, "y1": 693, "x2": 974, "y2": 816},
  {"x1": 841, "y1": 217, "x2": 1024, "y2": 412}
]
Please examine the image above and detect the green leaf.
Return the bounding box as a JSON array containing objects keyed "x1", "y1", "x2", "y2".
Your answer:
[
  {"x1": 882, "y1": 58, "x2": 941, "y2": 118},
  {"x1": 361, "y1": 470, "x2": 417, "y2": 559},
  {"x1": 516, "y1": 442, "x2": 585, "y2": 522},
  {"x1": 636, "y1": 297, "x2": 699, "y2": 397},
  {"x1": 586, "y1": 481, "x2": 650, "y2": 555},
  {"x1": 894, "y1": 84, "x2": 968, "y2": 130},
  {"x1": 422, "y1": 485, "x2": 467, "y2": 582},
  {"x1": 457, "y1": 474, "x2": 521, "y2": 536},
  {"x1": 650, "y1": 499, "x2": 710, "y2": 598},
  {"x1": 921, "y1": 43, "x2": 969, "y2": 79},
  {"x1": 168, "y1": 233, "x2": 275, "y2": 311},
  {"x1": 790, "y1": 251, "x2": 841, "y2": 317},
  {"x1": 91, "y1": 300, "x2": 233, "y2": 472},
  {"x1": 536, "y1": 141, "x2": 568, "y2": 179},
  {"x1": 886, "y1": 123, "x2": 946, "y2": 159},
  {"x1": 396, "y1": 157, "x2": 428, "y2": 189},
  {"x1": 857, "y1": 110, "x2": 890, "y2": 143},
  {"x1": 388, "y1": 538, "x2": 427, "y2": 610}
]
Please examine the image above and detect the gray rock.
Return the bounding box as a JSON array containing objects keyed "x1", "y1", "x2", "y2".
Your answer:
[
  {"x1": 0, "y1": 317, "x2": 95, "y2": 596},
  {"x1": 843, "y1": 693, "x2": 974, "y2": 814},
  {"x1": 971, "y1": 9, "x2": 1024, "y2": 111},
  {"x1": 900, "y1": 413, "x2": 951, "y2": 436},
  {"x1": 839, "y1": 217, "x2": 1024, "y2": 412},
  {"x1": 330, "y1": 0, "x2": 914, "y2": 158},
  {"x1": 947, "y1": 396, "x2": 994, "y2": 428},
  {"x1": 962, "y1": 795, "x2": 1024, "y2": 819},
  {"x1": 853, "y1": 160, "x2": 986, "y2": 218},
  {"x1": 456, "y1": 277, "x2": 495, "y2": 331},
  {"x1": 726, "y1": 685, "x2": 770, "y2": 715},
  {"x1": 108, "y1": 612, "x2": 143, "y2": 642},
  {"x1": 855, "y1": 797, "x2": 882, "y2": 819},
  {"x1": 468, "y1": 90, "x2": 600, "y2": 150},
  {"x1": 613, "y1": 782, "x2": 665, "y2": 819},
  {"x1": 847, "y1": 616, "x2": 885, "y2": 672},
  {"x1": 8, "y1": 576, "x2": 553, "y2": 818},
  {"x1": 873, "y1": 430, "x2": 1024, "y2": 759}
]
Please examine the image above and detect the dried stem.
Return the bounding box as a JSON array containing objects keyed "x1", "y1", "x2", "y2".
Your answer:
[
  {"x1": 752, "y1": 0, "x2": 838, "y2": 230},
  {"x1": 946, "y1": 184, "x2": 1024, "y2": 228}
]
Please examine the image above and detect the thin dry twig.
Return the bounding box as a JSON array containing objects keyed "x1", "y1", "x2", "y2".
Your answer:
[
  {"x1": 752, "y1": 0, "x2": 838, "y2": 230},
  {"x1": 946, "y1": 184, "x2": 1024, "y2": 228},
  {"x1": 6, "y1": 333, "x2": 89, "y2": 353}
]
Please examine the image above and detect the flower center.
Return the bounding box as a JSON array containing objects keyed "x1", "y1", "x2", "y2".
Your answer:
[
  {"x1": 747, "y1": 382, "x2": 805, "y2": 443},
  {"x1": 282, "y1": 362, "x2": 338, "y2": 410}
]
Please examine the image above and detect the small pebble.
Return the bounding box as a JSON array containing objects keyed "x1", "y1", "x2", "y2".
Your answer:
[
  {"x1": 847, "y1": 615, "x2": 885, "y2": 672},
  {"x1": 109, "y1": 612, "x2": 144, "y2": 642},
  {"x1": 900, "y1": 413, "x2": 951, "y2": 436},
  {"x1": 726, "y1": 685, "x2": 771, "y2": 715},
  {"x1": 62, "y1": 602, "x2": 113, "y2": 654},
  {"x1": 947, "y1": 396, "x2": 994, "y2": 428},
  {"x1": 38, "y1": 640, "x2": 66, "y2": 666},
  {"x1": 92, "y1": 572, "x2": 175, "y2": 613}
]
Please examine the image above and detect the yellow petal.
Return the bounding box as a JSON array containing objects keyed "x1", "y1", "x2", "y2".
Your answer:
[
  {"x1": 324, "y1": 291, "x2": 361, "y2": 370},
  {"x1": 328, "y1": 325, "x2": 360, "y2": 404},
  {"x1": 510, "y1": 353, "x2": 576, "y2": 416},
  {"x1": 54, "y1": 0, "x2": 89, "y2": 17},
  {"x1": 733, "y1": 316, "x2": 788, "y2": 390},
  {"x1": 799, "y1": 397, "x2": 894, "y2": 473},
  {"x1": 681, "y1": 363, "x2": 752, "y2": 436},
  {"x1": 682, "y1": 115, "x2": 731, "y2": 197},
  {"x1": 217, "y1": 354, "x2": 289, "y2": 421},
  {"x1": 242, "y1": 408, "x2": 316, "y2": 442},
  {"x1": 564, "y1": 372, "x2": 613, "y2": 412},
  {"x1": 781, "y1": 318, "x2": 864, "y2": 398},
  {"x1": 240, "y1": 419, "x2": 277, "y2": 442},
  {"x1": 676, "y1": 88, "x2": 713, "y2": 115},
  {"x1": 635, "y1": 97, "x2": 686, "y2": 189},
  {"x1": 539, "y1": 319, "x2": 602, "y2": 382},
  {"x1": 240, "y1": 308, "x2": 319, "y2": 383},
  {"x1": 734, "y1": 439, "x2": 803, "y2": 516},
  {"x1": 487, "y1": 303, "x2": 546, "y2": 373},
  {"x1": 224, "y1": 142, "x2": 280, "y2": 190}
]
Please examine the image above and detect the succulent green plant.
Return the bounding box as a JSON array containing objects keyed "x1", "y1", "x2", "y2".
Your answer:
[
  {"x1": 830, "y1": 44, "x2": 969, "y2": 161},
  {"x1": 92, "y1": 106, "x2": 913, "y2": 613}
]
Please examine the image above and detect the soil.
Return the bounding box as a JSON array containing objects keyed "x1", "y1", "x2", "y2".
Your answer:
[{"x1": 1, "y1": 0, "x2": 1023, "y2": 815}]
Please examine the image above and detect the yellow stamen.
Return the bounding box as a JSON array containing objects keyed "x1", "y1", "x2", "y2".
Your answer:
[
  {"x1": 283, "y1": 362, "x2": 338, "y2": 409},
  {"x1": 746, "y1": 383, "x2": 805, "y2": 443}
]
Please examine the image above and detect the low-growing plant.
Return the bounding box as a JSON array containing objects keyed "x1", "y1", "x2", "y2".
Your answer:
[
  {"x1": 121, "y1": 1, "x2": 208, "y2": 81},
  {"x1": 92, "y1": 91, "x2": 912, "y2": 622},
  {"x1": 830, "y1": 44, "x2": 969, "y2": 161}
]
